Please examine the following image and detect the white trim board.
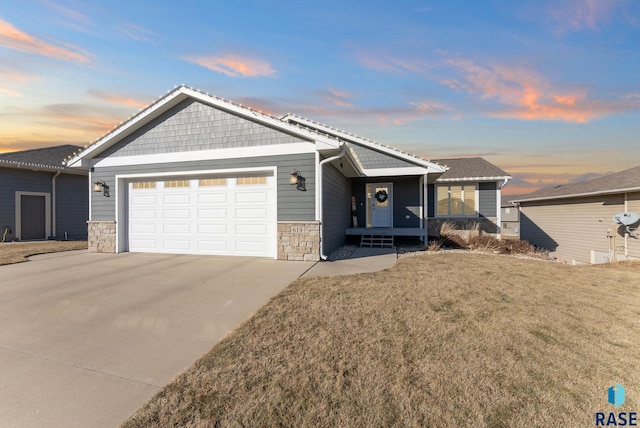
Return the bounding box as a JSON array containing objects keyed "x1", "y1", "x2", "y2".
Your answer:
[{"x1": 93, "y1": 142, "x2": 316, "y2": 168}]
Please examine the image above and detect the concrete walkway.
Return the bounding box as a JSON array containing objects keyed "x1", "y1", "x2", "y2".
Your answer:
[
  {"x1": 0, "y1": 251, "x2": 313, "y2": 428},
  {"x1": 302, "y1": 247, "x2": 398, "y2": 277}
]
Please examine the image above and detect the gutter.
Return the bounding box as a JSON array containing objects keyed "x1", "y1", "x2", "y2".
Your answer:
[{"x1": 318, "y1": 144, "x2": 347, "y2": 260}]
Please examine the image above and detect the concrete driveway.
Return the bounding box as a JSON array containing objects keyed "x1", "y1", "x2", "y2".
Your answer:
[{"x1": 0, "y1": 251, "x2": 314, "y2": 428}]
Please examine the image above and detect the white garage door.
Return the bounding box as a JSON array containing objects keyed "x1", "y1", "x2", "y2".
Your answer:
[{"x1": 127, "y1": 173, "x2": 276, "y2": 257}]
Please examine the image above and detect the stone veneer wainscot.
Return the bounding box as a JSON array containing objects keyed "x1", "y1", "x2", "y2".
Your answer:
[
  {"x1": 87, "y1": 221, "x2": 116, "y2": 253},
  {"x1": 277, "y1": 221, "x2": 320, "y2": 261}
]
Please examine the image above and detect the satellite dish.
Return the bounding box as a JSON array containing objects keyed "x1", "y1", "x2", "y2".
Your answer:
[
  {"x1": 612, "y1": 212, "x2": 640, "y2": 226},
  {"x1": 612, "y1": 212, "x2": 640, "y2": 239}
]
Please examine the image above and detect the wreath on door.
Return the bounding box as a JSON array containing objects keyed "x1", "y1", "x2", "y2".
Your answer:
[{"x1": 375, "y1": 189, "x2": 388, "y2": 203}]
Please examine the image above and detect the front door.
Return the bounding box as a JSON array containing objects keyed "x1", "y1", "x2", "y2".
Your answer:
[
  {"x1": 20, "y1": 195, "x2": 46, "y2": 240},
  {"x1": 367, "y1": 183, "x2": 393, "y2": 228}
]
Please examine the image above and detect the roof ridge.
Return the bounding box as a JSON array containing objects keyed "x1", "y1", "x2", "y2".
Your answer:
[{"x1": 282, "y1": 114, "x2": 444, "y2": 167}]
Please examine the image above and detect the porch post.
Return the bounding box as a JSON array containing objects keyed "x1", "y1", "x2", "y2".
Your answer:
[{"x1": 422, "y1": 174, "x2": 429, "y2": 242}]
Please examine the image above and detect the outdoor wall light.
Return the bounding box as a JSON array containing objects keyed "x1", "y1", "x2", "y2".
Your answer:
[
  {"x1": 289, "y1": 169, "x2": 306, "y2": 191},
  {"x1": 93, "y1": 180, "x2": 110, "y2": 197}
]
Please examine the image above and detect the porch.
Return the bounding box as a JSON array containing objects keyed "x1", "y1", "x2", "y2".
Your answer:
[{"x1": 345, "y1": 227, "x2": 427, "y2": 248}]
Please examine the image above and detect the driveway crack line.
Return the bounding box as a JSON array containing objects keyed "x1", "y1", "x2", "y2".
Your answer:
[{"x1": 0, "y1": 343, "x2": 162, "y2": 388}]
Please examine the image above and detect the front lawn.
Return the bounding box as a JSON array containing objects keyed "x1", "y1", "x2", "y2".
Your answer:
[
  {"x1": 123, "y1": 252, "x2": 640, "y2": 427},
  {"x1": 0, "y1": 241, "x2": 87, "y2": 265}
]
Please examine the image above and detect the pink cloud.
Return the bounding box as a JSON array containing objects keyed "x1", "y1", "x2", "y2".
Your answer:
[
  {"x1": 318, "y1": 88, "x2": 353, "y2": 108},
  {"x1": 547, "y1": 0, "x2": 618, "y2": 33},
  {"x1": 185, "y1": 54, "x2": 276, "y2": 77},
  {"x1": 443, "y1": 57, "x2": 640, "y2": 123},
  {"x1": 0, "y1": 18, "x2": 89, "y2": 63},
  {"x1": 88, "y1": 89, "x2": 149, "y2": 108},
  {"x1": 355, "y1": 50, "x2": 425, "y2": 74}
]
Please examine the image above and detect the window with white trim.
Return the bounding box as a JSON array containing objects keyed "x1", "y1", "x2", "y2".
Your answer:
[{"x1": 436, "y1": 184, "x2": 477, "y2": 216}]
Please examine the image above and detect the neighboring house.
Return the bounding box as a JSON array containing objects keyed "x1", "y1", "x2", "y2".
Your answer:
[
  {"x1": 66, "y1": 86, "x2": 510, "y2": 260},
  {"x1": 0, "y1": 145, "x2": 88, "y2": 241},
  {"x1": 513, "y1": 166, "x2": 640, "y2": 264},
  {"x1": 500, "y1": 195, "x2": 521, "y2": 239}
]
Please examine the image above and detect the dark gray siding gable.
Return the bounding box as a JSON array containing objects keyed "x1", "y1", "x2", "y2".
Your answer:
[
  {"x1": 322, "y1": 163, "x2": 352, "y2": 254},
  {"x1": 101, "y1": 99, "x2": 310, "y2": 158},
  {"x1": 348, "y1": 143, "x2": 416, "y2": 169},
  {"x1": 91, "y1": 153, "x2": 316, "y2": 222},
  {"x1": 478, "y1": 182, "x2": 497, "y2": 217}
]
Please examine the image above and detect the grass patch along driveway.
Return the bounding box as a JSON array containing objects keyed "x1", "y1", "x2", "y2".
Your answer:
[
  {"x1": 0, "y1": 240, "x2": 87, "y2": 265},
  {"x1": 124, "y1": 252, "x2": 640, "y2": 427}
]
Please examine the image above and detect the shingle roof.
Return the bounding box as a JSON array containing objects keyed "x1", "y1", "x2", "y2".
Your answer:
[
  {"x1": 513, "y1": 165, "x2": 640, "y2": 203},
  {"x1": 0, "y1": 145, "x2": 84, "y2": 170},
  {"x1": 434, "y1": 157, "x2": 511, "y2": 181}
]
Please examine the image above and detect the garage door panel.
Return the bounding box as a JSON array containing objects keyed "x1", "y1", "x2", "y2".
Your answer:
[
  {"x1": 197, "y1": 241, "x2": 228, "y2": 251},
  {"x1": 131, "y1": 239, "x2": 158, "y2": 250},
  {"x1": 128, "y1": 174, "x2": 275, "y2": 257},
  {"x1": 198, "y1": 194, "x2": 227, "y2": 203},
  {"x1": 236, "y1": 224, "x2": 268, "y2": 235},
  {"x1": 198, "y1": 224, "x2": 227, "y2": 234},
  {"x1": 131, "y1": 224, "x2": 156, "y2": 233},
  {"x1": 236, "y1": 208, "x2": 268, "y2": 219},
  {"x1": 236, "y1": 241, "x2": 268, "y2": 253},
  {"x1": 164, "y1": 194, "x2": 190, "y2": 204},
  {"x1": 131, "y1": 195, "x2": 157, "y2": 205},
  {"x1": 236, "y1": 192, "x2": 268, "y2": 203},
  {"x1": 198, "y1": 209, "x2": 227, "y2": 219},
  {"x1": 163, "y1": 240, "x2": 191, "y2": 250},
  {"x1": 130, "y1": 209, "x2": 157, "y2": 220},
  {"x1": 163, "y1": 209, "x2": 190, "y2": 219},
  {"x1": 163, "y1": 224, "x2": 190, "y2": 234}
]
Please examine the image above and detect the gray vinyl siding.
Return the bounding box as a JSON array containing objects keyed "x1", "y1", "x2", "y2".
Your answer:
[
  {"x1": 352, "y1": 176, "x2": 421, "y2": 228},
  {"x1": 101, "y1": 99, "x2": 310, "y2": 158},
  {"x1": 478, "y1": 182, "x2": 497, "y2": 217},
  {"x1": 347, "y1": 143, "x2": 417, "y2": 169},
  {"x1": 520, "y1": 193, "x2": 640, "y2": 263},
  {"x1": 91, "y1": 153, "x2": 316, "y2": 221},
  {"x1": 392, "y1": 177, "x2": 421, "y2": 227},
  {"x1": 0, "y1": 167, "x2": 88, "y2": 241},
  {"x1": 1, "y1": 168, "x2": 51, "y2": 241},
  {"x1": 322, "y1": 164, "x2": 352, "y2": 254},
  {"x1": 427, "y1": 184, "x2": 435, "y2": 218},
  {"x1": 55, "y1": 174, "x2": 88, "y2": 239}
]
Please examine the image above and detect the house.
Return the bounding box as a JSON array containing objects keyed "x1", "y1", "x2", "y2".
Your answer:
[
  {"x1": 500, "y1": 195, "x2": 521, "y2": 239},
  {"x1": 66, "y1": 86, "x2": 510, "y2": 260},
  {"x1": 0, "y1": 145, "x2": 88, "y2": 241},
  {"x1": 513, "y1": 166, "x2": 640, "y2": 264}
]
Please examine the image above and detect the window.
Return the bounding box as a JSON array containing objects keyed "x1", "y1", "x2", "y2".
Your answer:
[
  {"x1": 436, "y1": 184, "x2": 477, "y2": 216},
  {"x1": 132, "y1": 181, "x2": 156, "y2": 189},
  {"x1": 237, "y1": 176, "x2": 266, "y2": 185},
  {"x1": 164, "y1": 180, "x2": 190, "y2": 188},
  {"x1": 199, "y1": 178, "x2": 226, "y2": 187}
]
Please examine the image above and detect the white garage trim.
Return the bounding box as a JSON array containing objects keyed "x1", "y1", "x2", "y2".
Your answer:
[{"x1": 115, "y1": 167, "x2": 277, "y2": 258}]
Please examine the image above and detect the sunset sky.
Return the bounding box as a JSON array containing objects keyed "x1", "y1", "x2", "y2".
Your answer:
[{"x1": 1, "y1": 0, "x2": 639, "y2": 194}]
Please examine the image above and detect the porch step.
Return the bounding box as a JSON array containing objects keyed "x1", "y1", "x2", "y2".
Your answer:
[{"x1": 360, "y1": 234, "x2": 394, "y2": 248}]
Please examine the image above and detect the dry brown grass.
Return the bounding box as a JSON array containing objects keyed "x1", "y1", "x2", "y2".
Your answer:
[
  {"x1": 0, "y1": 241, "x2": 87, "y2": 265},
  {"x1": 123, "y1": 253, "x2": 640, "y2": 427}
]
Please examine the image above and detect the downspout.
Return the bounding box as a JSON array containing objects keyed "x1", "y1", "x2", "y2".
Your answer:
[
  {"x1": 318, "y1": 143, "x2": 347, "y2": 260},
  {"x1": 52, "y1": 170, "x2": 61, "y2": 239}
]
